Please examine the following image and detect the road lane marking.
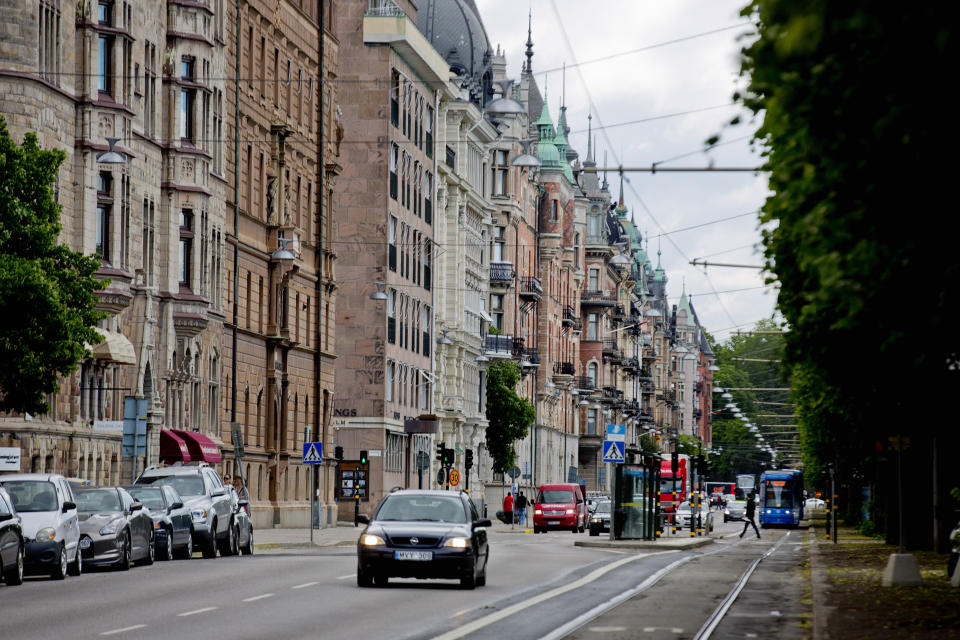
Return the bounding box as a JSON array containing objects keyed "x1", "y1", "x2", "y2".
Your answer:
[
  {"x1": 178, "y1": 607, "x2": 218, "y2": 617},
  {"x1": 292, "y1": 581, "x2": 319, "y2": 589},
  {"x1": 100, "y1": 625, "x2": 147, "y2": 636},
  {"x1": 452, "y1": 609, "x2": 469, "y2": 618},
  {"x1": 242, "y1": 593, "x2": 275, "y2": 602},
  {"x1": 429, "y1": 552, "x2": 671, "y2": 640},
  {"x1": 336, "y1": 573, "x2": 356, "y2": 580},
  {"x1": 589, "y1": 627, "x2": 628, "y2": 632}
]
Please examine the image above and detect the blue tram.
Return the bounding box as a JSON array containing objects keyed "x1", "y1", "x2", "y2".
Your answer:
[{"x1": 758, "y1": 469, "x2": 804, "y2": 527}]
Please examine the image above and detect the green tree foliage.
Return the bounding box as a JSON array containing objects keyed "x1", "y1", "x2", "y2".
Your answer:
[
  {"x1": 484, "y1": 360, "x2": 535, "y2": 474},
  {"x1": 737, "y1": 4, "x2": 958, "y2": 543},
  {"x1": 0, "y1": 116, "x2": 104, "y2": 414}
]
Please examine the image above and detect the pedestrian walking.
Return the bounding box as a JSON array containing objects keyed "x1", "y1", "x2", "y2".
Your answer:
[
  {"x1": 516, "y1": 491, "x2": 528, "y2": 526},
  {"x1": 503, "y1": 492, "x2": 514, "y2": 525},
  {"x1": 740, "y1": 493, "x2": 761, "y2": 539}
]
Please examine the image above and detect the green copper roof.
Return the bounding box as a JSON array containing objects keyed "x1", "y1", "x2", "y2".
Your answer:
[
  {"x1": 677, "y1": 285, "x2": 693, "y2": 320},
  {"x1": 535, "y1": 99, "x2": 561, "y2": 169},
  {"x1": 653, "y1": 248, "x2": 666, "y2": 282},
  {"x1": 535, "y1": 98, "x2": 554, "y2": 128}
]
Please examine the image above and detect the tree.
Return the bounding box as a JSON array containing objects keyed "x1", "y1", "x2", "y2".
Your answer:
[
  {"x1": 484, "y1": 360, "x2": 536, "y2": 474},
  {"x1": 737, "y1": 2, "x2": 958, "y2": 547},
  {"x1": 0, "y1": 116, "x2": 105, "y2": 415}
]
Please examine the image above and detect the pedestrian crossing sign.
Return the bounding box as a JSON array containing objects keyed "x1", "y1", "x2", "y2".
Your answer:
[
  {"x1": 602, "y1": 440, "x2": 625, "y2": 463},
  {"x1": 302, "y1": 442, "x2": 323, "y2": 464}
]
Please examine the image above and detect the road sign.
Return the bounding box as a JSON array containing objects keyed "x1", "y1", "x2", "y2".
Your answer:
[
  {"x1": 416, "y1": 451, "x2": 430, "y2": 470},
  {"x1": 605, "y1": 424, "x2": 626, "y2": 442},
  {"x1": 508, "y1": 465, "x2": 521, "y2": 479},
  {"x1": 602, "y1": 440, "x2": 625, "y2": 463},
  {"x1": 437, "y1": 468, "x2": 447, "y2": 485},
  {"x1": 302, "y1": 442, "x2": 323, "y2": 464},
  {"x1": 449, "y1": 469, "x2": 460, "y2": 486}
]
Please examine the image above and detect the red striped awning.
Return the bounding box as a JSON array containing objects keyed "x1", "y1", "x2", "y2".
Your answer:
[
  {"x1": 169, "y1": 429, "x2": 222, "y2": 463},
  {"x1": 159, "y1": 430, "x2": 192, "y2": 463}
]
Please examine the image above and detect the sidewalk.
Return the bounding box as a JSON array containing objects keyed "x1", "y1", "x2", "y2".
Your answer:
[{"x1": 253, "y1": 523, "x2": 361, "y2": 552}]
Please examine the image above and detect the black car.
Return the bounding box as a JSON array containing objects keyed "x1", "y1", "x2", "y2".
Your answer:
[
  {"x1": 0, "y1": 487, "x2": 25, "y2": 586},
  {"x1": 125, "y1": 485, "x2": 194, "y2": 560},
  {"x1": 356, "y1": 490, "x2": 490, "y2": 589},
  {"x1": 588, "y1": 500, "x2": 611, "y2": 536},
  {"x1": 75, "y1": 487, "x2": 154, "y2": 569}
]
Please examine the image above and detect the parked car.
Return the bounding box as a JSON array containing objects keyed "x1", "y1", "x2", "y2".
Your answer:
[
  {"x1": 533, "y1": 483, "x2": 586, "y2": 534},
  {"x1": 225, "y1": 485, "x2": 254, "y2": 556},
  {"x1": 125, "y1": 485, "x2": 193, "y2": 560},
  {"x1": 75, "y1": 487, "x2": 154, "y2": 569},
  {"x1": 356, "y1": 490, "x2": 490, "y2": 589},
  {"x1": 588, "y1": 500, "x2": 612, "y2": 536},
  {"x1": 135, "y1": 463, "x2": 234, "y2": 558},
  {"x1": 0, "y1": 487, "x2": 25, "y2": 585},
  {"x1": 804, "y1": 497, "x2": 825, "y2": 512},
  {"x1": 0, "y1": 473, "x2": 82, "y2": 579},
  {"x1": 676, "y1": 500, "x2": 714, "y2": 532},
  {"x1": 724, "y1": 500, "x2": 747, "y2": 523}
]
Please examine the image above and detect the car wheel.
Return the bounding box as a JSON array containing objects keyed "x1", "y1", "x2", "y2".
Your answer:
[
  {"x1": 572, "y1": 523, "x2": 579, "y2": 534},
  {"x1": 178, "y1": 530, "x2": 194, "y2": 560},
  {"x1": 50, "y1": 543, "x2": 68, "y2": 580},
  {"x1": 162, "y1": 528, "x2": 174, "y2": 561},
  {"x1": 475, "y1": 550, "x2": 488, "y2": 587},
  {"x1": 374, "y1": 573, "x2": 389, "y2": 587},
  {"x1": 4, "y1": 542, "x2": 24, "y2": 585},
  {"x1": 589, "y1": 526, "x2": 598, "y2": 536},
  {"x1": 68, "y1": 545, "x2": 83, "y2": 577},
  {"x1": 218, "y1": 520, "x2": 235, "y2": 557},
  {"x1": 202, "y1": 523, "x2": 217, "y2": 559},
  {"x1": 230, "y1": 524, "x2": 240, "y2": 556},
  {"x1": 142, "y1": 531, "x2": 155, "y2": 565},
  {"x1": 241, "y1": 525, "x2": 254, "y2": 556},
  {"x1": 357, "y1": 565, "x2": 373, "y2": 588},
  {"x1": 117, "y1": 533, "x2": 132, "y2": 571}
]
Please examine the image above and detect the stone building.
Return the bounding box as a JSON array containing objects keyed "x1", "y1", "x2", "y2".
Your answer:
[
  {"x1": 220, "y1": 0, "x2": 339, "y2": 527},
  {"x1": 0, "y1": 0, "x2": 229, "y2": 483}
]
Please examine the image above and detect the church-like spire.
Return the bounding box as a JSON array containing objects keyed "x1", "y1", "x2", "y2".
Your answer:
[
  {"x1": 585, "y1": 114, "x2": 594, "y2": 164},
  {"x1": 524, "y1": 9, "x2": 534, "y2": 73},
  {"x1": 618, "y1": 172, "x2": 625, "y2": 209}
]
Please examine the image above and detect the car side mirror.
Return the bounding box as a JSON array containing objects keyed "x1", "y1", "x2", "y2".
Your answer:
[
  {"x1": 0, "y1": 513, "x2": 13, "y2": 522},
  {"x1": 131, "y1": 501, "x2": 143, "y2": 511},
  {"x1": 356, "y1": 514, "x2": 370, "y2": 525},
  {"x1": 211, "y1": 488, "x2": 226, "y2": 497},
  {"x1": 474, "y1": 518, "x2": 492, "y2": 528},
  {"x1": 170, "y1": 501, "x2": 184, "y2": 510},
  {"x1": 62, "y1": 501, "x2": 76, "y2": 513}
]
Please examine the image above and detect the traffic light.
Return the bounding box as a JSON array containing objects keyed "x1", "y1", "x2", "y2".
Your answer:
[
  {"x1": 359, "y1": 450, "x2": 368, "y2": 465},
  {"x1": 436, "y1": 441, "x2": 445, "y2": 463},
  {"x1": 464, "y1": 448, "x2": 474, "y2": 470},
  {"x1": 442, "y1": 447, "x2": 454, "y2": 467},
  {"x1": 671, "y1": 451, "x2": 679, "y2": 474},
  {"x1": 334, "y1": 445, "x2": 344, "y2": 461}
]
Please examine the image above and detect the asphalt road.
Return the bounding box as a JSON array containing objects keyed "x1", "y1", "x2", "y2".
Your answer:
[{"x1": 0, "y1": 518, "x2": 809, "y2": 640}]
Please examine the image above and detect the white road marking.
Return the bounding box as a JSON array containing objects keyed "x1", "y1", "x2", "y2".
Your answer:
[
  {"x1": 429, "y1": 552, "x2": 670, "y2": 640},
  {"x1": 242, "y1": 593, "x2": 275, "y2": 602},
  {"x1": 672, "y1": 629, "x2": 684, "y2": 633},
  {"x1": 100, "y1": 625, "x2": 147, "y2": 636},
  {"x1": 292, "y1": 581, "x2": 319, "y2": 589},
  {"x1": 643, "y1": 628, "x2": 656, "y2": 633},
  {"x1": 589, "y1": 627, "x2": 628, "y2": 632},
  {"x1": 178, "y1": 607, "x2": 218, "y2": 617},
  {"x1": 336, "y1": 573, "x2": 356, "y2": 580}
]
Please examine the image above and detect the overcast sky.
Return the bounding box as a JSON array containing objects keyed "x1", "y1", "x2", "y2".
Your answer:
[{"x1": 474, "y1": 0, "x2": 777, "y2": 340}]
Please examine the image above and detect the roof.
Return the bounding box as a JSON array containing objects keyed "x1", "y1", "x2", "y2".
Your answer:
[{"x1": 415, "y1": 0, "x2": 493, "y2": 106}]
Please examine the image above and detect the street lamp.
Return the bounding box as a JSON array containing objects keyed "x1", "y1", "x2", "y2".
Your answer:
[
  {"x1": 271, "y1": 237, "x2": 296, "y2": 271},
  {"x1": 609, "y1": 253, "x2": 631, "y2": 267},
  {"x1": 484, "y1": 80, "x2": 525, "y2": 116},
  {"x1": 96, "y1": 137, "x2": 127, "y2": 164},
  {"x1": 369, "y1": 281, "x2": 388, "y2": 300},
  {"x1": 438, "y1": 329, "x2": 454, "y2": 346}
]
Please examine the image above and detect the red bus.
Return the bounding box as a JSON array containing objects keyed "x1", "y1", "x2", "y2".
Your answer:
[{"x1": 659, "y1": 456, "x2": 689, "y2": 519}]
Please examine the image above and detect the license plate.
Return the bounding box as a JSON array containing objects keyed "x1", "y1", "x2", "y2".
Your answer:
[{"x1": 394, "y1": 550, "x2": 432, "y2": 561}]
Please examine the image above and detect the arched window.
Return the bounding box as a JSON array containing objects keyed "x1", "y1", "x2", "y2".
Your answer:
[{"x1": 587, "y1": 362, "x2": 598, "y2": 388}]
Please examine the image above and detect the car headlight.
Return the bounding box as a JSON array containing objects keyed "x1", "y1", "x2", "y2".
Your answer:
[
  {"x1": 100, "y1": 518, "x2": 125, "y2": 535},
  {"x1": 191, "y1": 509, "x2": 208, "y2": 523},
  {"x1": 154, "y1": 521, "x2": 163, "y2": 529},
  {"x1": 534, "y1": 509, "x2": 542, "y2": 515},
  {"x1": 724, "y1": 509, "x2": 729, "y2": 515},
  {"x1": 444, "y1": 537, "x2": 471, "y2": 549},
  {"x1": 36, "y1": 527, "x2": 56, "y2": 542},
  {"x1": 565, "y1": 509, "x2": 575, "y2": 515},
  {"x1": 360, "y1": 534, "x2": 385, "y2": 546}
]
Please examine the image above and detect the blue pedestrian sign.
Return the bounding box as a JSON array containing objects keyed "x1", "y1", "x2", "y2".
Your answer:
[
  {"x1": 605, "y1": 424, "x2": 626, "y2": 442},
  {"x1": 602, "y1": 440, "x2": 625, "y2": 463},
  {"x1": 302, "y1": 442, "x2": 323, "y2": 464}
]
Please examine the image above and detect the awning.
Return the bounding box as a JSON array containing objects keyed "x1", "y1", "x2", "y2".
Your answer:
[
  {"x1": 159, "y1": 430, "x2": 193, "y2": 463},
  {"x1": 169, "y1": 429, "x2": 222, "y2": 463},
  {"x1": 90, "y1": 328, "x2": 137, "y2": 365}
]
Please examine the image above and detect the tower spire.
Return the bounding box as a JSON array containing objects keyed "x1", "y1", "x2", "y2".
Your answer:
[
  {"x1": 586, "y1": 114, "x2": 594, "y2": 163},
  {"x1": 524, "y1": 9, "x2": 534, "y2": 73},
  {"x1": 602, "y1": 151, "x2": 609, "y2": 190},
  {"x1": 618, "y1": 170, "x2": 625, "y2": 208}
]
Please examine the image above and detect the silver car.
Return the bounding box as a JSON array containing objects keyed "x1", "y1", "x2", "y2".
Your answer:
[
  {"x1": 0, "y1": 473, "x2": 82, "y2": 578},
  {"x1": 724, "y1": 500, "x2": 747, "y2": 522},
  {"x1": 676, "y1": 500, "x2": 714, "y2": 533}
]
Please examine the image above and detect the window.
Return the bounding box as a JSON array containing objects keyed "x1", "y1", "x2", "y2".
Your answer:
[
  {"x1": 588, "y1": 362, "x2": 598, "y2": 388},
  {"x1": 588, "y1": 268, "x2": 599, "y2": 291},
  {"x1": 387, "y1": 289, "x2": 396, "y2": 344},
  {"x1": 492, "y1": 226, "x2": 505, "y2": 262},
  {"x1": 97, "y1": 34, "x2": 112, "y2": 94},
  {"x1": 425, "y1": 105, "x2": 433, "y2": 158},
  {"x1": 386, "y1": 432, "x2": 404, "y2": 473},
  {"x1": 95, "y1": 172, "x2": 112, "y2": 260},
  {"x1": 179, "y1": 209, "x2": 193, "y2": 287},
  {"x1": 586, "y1": 409, "x2": 597, "y2": 435},
  {"x1": 389, "y1": 144, "x2": 398, "y2": 200},
  {"x1": 587, "y1": 314, "x2": 598, "y2": 341},
  {"x1": 39, "y1": 0, "x2": 61, "y2": 84},
  {"x1": 390, "y1": 69, "x2": 399, "y2": 127},
  {"x1": 491, "y1": 150, "x2": 508, "y2": 196},
  {"x1": 420, "y1": 375, "x2": 430, "y2": 411},
  {"x1": 181, "y1": 58, "x2": 194, "y2": 80},
  {"x1": 143, "y1": 42, "x2": 157, "y2": 137},
  {"x1": 551, "y1": 200, "x2": 559, "y2": 221},
  {"x1": 491, "y1": 294, "x2": 504, "y2": 331},
  {"x1": 385, "y1": 361, "x2": 394, "y2": 402},
  {"x1": 180, "y1": 89, "x2": 194, "y2": 143},
  {"x1": 141, "y1": 198, "x2": 155, "y2": 286},
  {"x1": 422, "y1": 306, "x2": 431, "y2": 358},
  {"x1": 424, "y1": 172, "x2": 432, "y2": 225},
  {"x1": 388, "y1": 215, "x2": 397, "y2": 271}
]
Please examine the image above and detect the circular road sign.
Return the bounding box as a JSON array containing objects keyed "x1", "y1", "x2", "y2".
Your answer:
[
  {"x1": 508, "y1": 465, "x2": 522, "y2": 479},
  {"x1": 449, "y1": 469, "x2": 460, "y2": 486},
  {"x1": 436, "y1": 468, "x2": 447, "y2": 485}
]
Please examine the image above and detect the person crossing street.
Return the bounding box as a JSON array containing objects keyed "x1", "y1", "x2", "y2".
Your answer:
[{"x1": 740, "y1": 493, "x2": 761, "y2": 539}]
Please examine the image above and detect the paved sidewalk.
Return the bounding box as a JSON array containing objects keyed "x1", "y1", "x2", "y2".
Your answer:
[{"x1": 253, "y1": 523, "x2": 362, "y2": 552}]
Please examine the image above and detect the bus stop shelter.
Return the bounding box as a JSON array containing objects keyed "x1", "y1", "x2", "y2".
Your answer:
[{"x1": 611, "y1": 448, "x2": 661, "y2": 540}]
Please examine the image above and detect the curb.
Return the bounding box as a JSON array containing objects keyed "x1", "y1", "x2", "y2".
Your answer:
[{"x1": 575, "y1": 537, "x2": 713, "y2": 550}]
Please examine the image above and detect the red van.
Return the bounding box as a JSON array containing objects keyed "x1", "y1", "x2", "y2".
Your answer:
[{"x1": 533, "y1": 483, "x2": 586, "y2": 533}]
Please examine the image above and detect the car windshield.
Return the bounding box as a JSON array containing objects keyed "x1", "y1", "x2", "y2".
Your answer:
[
  {"x1": 126, "y1": 488, "x2": 165, "y2": 510},
  {"x1": 594, "y1": 502, "x2": 611, "y2": 514},
  {"x1": 375, "y1": 495, "x2": 466, "y2": 523},
  {"x1": 728, "y1": 501, "x2": 746, "y2": 509},
  {"x1": 76, "y1": 489, "x2": 122, "y2": 512},
  {"x1": 138, "y1": 474, "x2": 205, "y2": 497},
  {"x1": 2, "y1": 480, "x2": 58, "y2": 512},
  {"x1": 537, "y1": 490, "x2": 575, "y2": 504}
]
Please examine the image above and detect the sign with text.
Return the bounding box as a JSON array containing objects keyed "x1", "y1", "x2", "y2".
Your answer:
[{"x1": 0, "y1": 447, "x2": 21, "y2": 471}]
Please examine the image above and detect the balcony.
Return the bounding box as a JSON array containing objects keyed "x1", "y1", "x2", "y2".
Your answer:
[
  {"x1": 585, "y1": 233, "x2": 607, "y2": 248},
  {"x1": 624, "y1": 400, "x2": 641, "y2": 415},
  {"x1": 612, "y1": 305, "x2": 626, "y2": 320},
  {"x1": 363, "y1": 5, "x2": 450, "y2": 85},
  {"x1": 638, "y1": 369, "x2": 653, "y2": 381},
  {"x1": 574, "y1": 376, "x2": 596, "y2": 392},
  {"x1": 518, "y1": 347, "x2": 540, "y2": 366},
  {"x1": 581, "y1": 290, "x2": 616, "y2": 307},
  {"x1": 518, "y1": 276, "x2": 542, "y2": 301},
  {"x1": 602, "y1": 339, "x2": 618, "y2": 355},
  {"x1": 484, "y1": 334, "x2": 514, "y2": 357},
  {"x1": 622, "y1": 356, "x2": 639, "y2": 371},
  {"x1": 553, "y1": 361, "x2": 575, "y2": 376},
  {"x1": 601, "y1": 387, "x2": 623, "y2": 404},
  {"x1": 562, "y1": 305, "x2": 577, "y2": 327},
  {"x1": 489, "y1": 262, "x2": 515, "y2": 286},
  {"x1": 638, "y1": 409, "x2": 654, "y2": 423}
]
